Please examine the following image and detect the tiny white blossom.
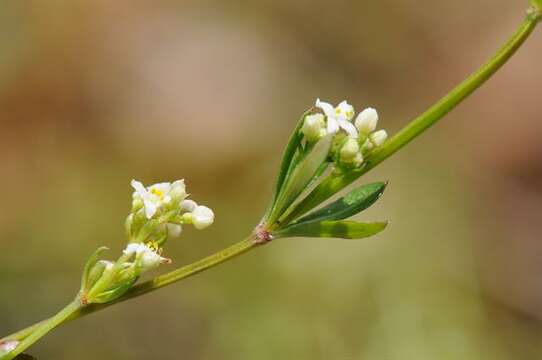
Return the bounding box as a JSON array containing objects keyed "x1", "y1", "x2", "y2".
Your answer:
[
  {"x1": 301, "y1": 113, "x2": 326, "y2": 142},
  {"x1": 123, "y1": 243, "x2": 170, "y2": 272},
  {"x1": 131, "y1": 179, "x2": 186, "y2": 219},
  {"x1": 123, "y1": 243, "x2": 147, "y2": 257},
  {"x1": 369, "y1": 129, "x2": 388, "y2": 147},
  {"x1": 335, "y1": 100, "x2": 355, "y2": 121},
  {"x1": 192, "y1": 206, "x2": 215, "y2": 230},
  {"x1": 355, "y1": 107, "x2": 378, "y2": 134},
  {"x1": 315, "y1": 99, "x2": 358, "y2": 138}
]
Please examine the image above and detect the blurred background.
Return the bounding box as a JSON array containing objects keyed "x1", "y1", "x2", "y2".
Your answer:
[{"x1": 1, "y1": 0, "x2": 542, "y2": 359}]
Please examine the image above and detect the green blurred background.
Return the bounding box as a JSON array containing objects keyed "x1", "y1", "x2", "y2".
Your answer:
[{"x1": 1, "y1": 0, "x2": 542, "y2": 359}]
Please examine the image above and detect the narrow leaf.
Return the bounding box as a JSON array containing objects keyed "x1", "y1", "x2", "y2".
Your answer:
[
  {"x1": 271, "y1": 134, "x2": 332, "y2": 221},
  {"x1": 274, "y1": 220, "x2": 388, "y2": 239},
  {"x1": 294, "y1": 181, "x2": 387, "y2": 224},
  {"x1": 266, "y1": 110, "x2": 310, "y2": 219}
]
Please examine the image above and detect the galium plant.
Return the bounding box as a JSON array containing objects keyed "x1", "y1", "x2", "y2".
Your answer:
[{"x1": 1, "y1": 2, "x2": 541, "y2": 358}]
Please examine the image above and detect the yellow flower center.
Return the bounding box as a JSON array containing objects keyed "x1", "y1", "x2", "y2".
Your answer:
[
  {"x1": 147, "y1": 241, "x2": 161, "y2": 252},
  {"x1": 150, "y1": 188, "x2": 164, "y2": 200}
]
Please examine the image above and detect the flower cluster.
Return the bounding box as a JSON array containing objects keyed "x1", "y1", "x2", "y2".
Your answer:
[
  {"x1": 126, "y1": 179, "x2": 214, "y2": 244},
  {"x1": 79, "y1": 179, "x2": 215, "y2": 305},
  {"x1": 301, "y1": 99, "x2": 388, "y2": 168}
]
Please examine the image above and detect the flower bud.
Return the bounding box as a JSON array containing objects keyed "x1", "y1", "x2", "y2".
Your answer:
[
  {"x1": 192, "y1": 206, "x2": 215, "y2": 229},
  {"x1": 353, "y1": 152, "x2": 364, "y2": 167},
  {"x1": 339, "y1": 137, "x2": 360, "y2": 162},
  {"x1": 369, "y1": 129, "x2": 388, "y2": 147},
  {"x1": 167, "y1": 223, "x2": 182, "y2": 238},
  {"x1": 86, "y1": 260, "x2": 113, "y2": 290},
  {"x1": 355, "y1": 108, "x2": 378, "y2": 134},
  {"x1": 301, "y1": 114, "x2": 326, "y2": 142},
  {"x1": 180, "y1": 199, "x2": 197, "y2": 212}
]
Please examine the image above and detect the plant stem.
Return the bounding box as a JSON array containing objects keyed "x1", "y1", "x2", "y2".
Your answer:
[
  {"x1": 0, "y1": 300, "x2": 81, "y2": 360},
  {"x1": 1, "y1": 236, "x2": 259, "y2": 344},
  {"x1": 278, "y1": 9, "x2": 541, "y2": 225}
]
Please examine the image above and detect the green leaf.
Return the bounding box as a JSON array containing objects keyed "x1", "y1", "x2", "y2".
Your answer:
[
  {"x1": 270, "y1": 134, "x2": 333, "y2": 222},
  {"x1": 265, "y1": 110, "x2": 310, "y2": 220},
  {"x1": 273, "y1": 220, "x2": 388, "y2": 239},
  {"x1": 294, "y1": 181, "x2": 387, "y2": 224},
  {"x1": 80, "y1": 247, "x2": 109, "y2": 292}
]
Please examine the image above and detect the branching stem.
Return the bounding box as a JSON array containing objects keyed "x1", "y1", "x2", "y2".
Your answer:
[{"x1": 1, "y1": 4, "x2": 540, "y2": 356}]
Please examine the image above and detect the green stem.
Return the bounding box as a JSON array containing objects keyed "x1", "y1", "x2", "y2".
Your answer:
[
  {"x1": 278, "y1": 9, "x2": 541, "y2": 225},
  {"x1": 1, "y1": 300, "x2": 81, "y2": 360},
  {"x1": 1, "y1": 236, "x2": 259, "y2": 345}
]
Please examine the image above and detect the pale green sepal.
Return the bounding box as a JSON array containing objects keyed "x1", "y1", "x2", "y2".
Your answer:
[
  {"x1": 89, "y1": 276, "x2": 138, "y2": 304},
  {"x1": 80, "y1": 247, "x2": 109, "y2": 293}
]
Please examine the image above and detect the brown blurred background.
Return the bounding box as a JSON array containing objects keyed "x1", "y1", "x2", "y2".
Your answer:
[{"x1": 1, "y1": 0, "x2": 542, "y2": 359}]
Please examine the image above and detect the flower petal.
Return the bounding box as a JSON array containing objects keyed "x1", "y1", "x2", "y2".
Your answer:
[
  {"x1": 336, "y1": 100, "x2": 355, "y2": 120},
  {"x1": 327, "y1": 117, "x2": 339, "y2": 134},
  {"x1": 315, "y1": 98, "x2": 335, "y2": 117},
  {"x1": 123, "y1": 243, "x2": 145, "y2": 256},
  {"x1": 180, "y1": 199, "x2": 198, "y2": 212},
  {"x1": 338, "y1": 119, "x2": 359, "y2": 138},
  {"x1": 131, "y1": 179, "x2": 148, "y2": 199},
  {"x1": 144, "y1": 200, "x2": 158, "y2": 219}
]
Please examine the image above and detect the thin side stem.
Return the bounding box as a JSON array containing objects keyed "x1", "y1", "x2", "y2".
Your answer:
[
  {"x1": 278, "y1": 10, "x2": 541, "y2": 225},
  {"x1": 0, "y1": 300, "x2": 81, "y2": 360},
  {"x1": 2, "y1": 236, "x2": 259, "y2": 344}
]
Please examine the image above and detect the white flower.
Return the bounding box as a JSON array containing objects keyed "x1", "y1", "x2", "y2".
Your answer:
[
  {"x1": 335, "y1": 100, "x2": 355, "y2": 121},
  {"x1": 339, "y1": 137, "x2": 360, "y2": 162},
  {"x1": 192, "y1": 206, "x2": 215, "y2": 230},
  {"x1": 315, "y1": 99, "x2": 358, "y2": 138},
  {"x1": 355, "y1": 107, "x2": 378, "y2": 134},
  {"x1": 123, "y1": 243, "x2": 170, "y2": 272},
  {"x1": 131, "y1": 179, "x2": 186, "y2": 219},
  {"x1": 369, "y1": 129, "x2": 388, "y2": 147},
  {"x1": 301, "y1": 113, "x2": 326, "y2": 142}
]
